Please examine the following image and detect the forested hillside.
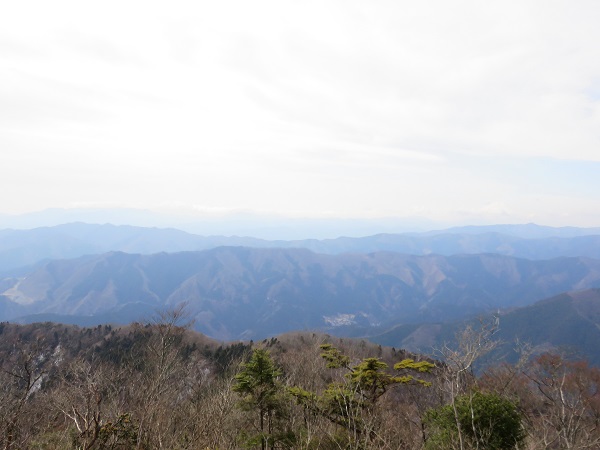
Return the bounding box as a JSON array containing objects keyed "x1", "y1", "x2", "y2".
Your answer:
[
  {"x1": 4, "y1": 247, "x2": 600, "y2": 340},
  {"x1": 372, "y1": 288, "x2": 600, "y2": 366},
  {"x1": 1, "y1": 313, "x2": 599, "y2": 449}
]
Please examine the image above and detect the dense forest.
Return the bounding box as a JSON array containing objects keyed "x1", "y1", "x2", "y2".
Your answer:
[{"x1": 1, "y1": 308, "x2": 599, "y2": 449}]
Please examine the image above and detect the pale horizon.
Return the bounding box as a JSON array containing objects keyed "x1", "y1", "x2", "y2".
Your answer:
[{"x1": 2, "y1": 206, "x2": 600, "y2": 241}]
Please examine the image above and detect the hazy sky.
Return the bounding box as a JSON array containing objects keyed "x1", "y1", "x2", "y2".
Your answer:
[{"x1": 2, "y1": 1, "x2": 600, "y2": 226}]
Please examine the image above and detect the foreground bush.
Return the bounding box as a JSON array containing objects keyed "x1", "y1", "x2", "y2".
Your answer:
[{"x1": 424, "y1": 391, "x2": 524, "y2": 450}]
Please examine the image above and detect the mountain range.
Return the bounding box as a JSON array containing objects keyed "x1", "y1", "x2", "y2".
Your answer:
[
  {"x1": 3, "y1": 246, "x2": 600, "y2": 341},
  {"x1": 4, "y1": 222, "x2": 600, "y2": 274},
  {"x1": 3, "y1": 220, "x2": 600, "y2": 364}
]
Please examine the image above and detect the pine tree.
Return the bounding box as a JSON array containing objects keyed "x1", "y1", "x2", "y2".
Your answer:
[{"x1": 233, "y1": 348, "x2": 284, "y2": 450}]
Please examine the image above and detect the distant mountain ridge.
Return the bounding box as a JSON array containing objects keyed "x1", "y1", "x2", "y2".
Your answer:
[
  {"x1": 4, "y1": 247, "x2": 600, "y2": 340},
  {"x1": 0, "y1": 223, "x2": 266, "y2": 273},
  {"x1": 422, "y1": 223, "x2": 600, "y2": 239},
  {"x1": 0, "y1": 208, "x2": 441, "y2": 239},
  {"x1": 4, "y1": 222, "x2": 600, "y2": 274}
]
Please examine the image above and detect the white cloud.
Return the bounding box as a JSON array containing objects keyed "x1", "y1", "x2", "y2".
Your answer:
[{"x1": 1, "y1": 0, "x2": 600, "y2": 226}]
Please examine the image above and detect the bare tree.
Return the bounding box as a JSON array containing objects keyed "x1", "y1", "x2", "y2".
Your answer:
[
  {"x1": 433, "y1": 316, "x2": 500, "y2": 450},
  {"x1": 54, "y1": 357, "x2": 136, "y2": 450},
  {"x1": 129, "y1": 304, "x2": 197, "y2": 449},
  {"x1": 524, "y1": 353, "x2": 600, "y2": 449},
  {"x1": 0, "y1": 343, "x2": 46, "y2": 450}
]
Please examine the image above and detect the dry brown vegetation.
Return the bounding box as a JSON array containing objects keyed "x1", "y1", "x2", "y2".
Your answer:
[{"x1": 0, "y1": 315, "x2": 599, "y2": 449}]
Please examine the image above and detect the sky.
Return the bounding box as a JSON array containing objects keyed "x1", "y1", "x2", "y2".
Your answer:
[{"x1": 2, "y1": 0, "x2": 600, "y2": 229}]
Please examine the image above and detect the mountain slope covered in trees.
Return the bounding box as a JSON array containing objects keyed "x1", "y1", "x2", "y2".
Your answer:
[
  {"x1": 372, "y1": 288, "x2": 600, "y2": 366},
  {"x1": 3, "y1": 247, "x2": 600, "y2": 340}
]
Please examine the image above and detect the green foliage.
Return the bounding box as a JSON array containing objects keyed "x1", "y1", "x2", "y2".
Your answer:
[
  {"x1": 290, "y1": 345, "x2": 434, "y2": 446},
  {"x1": 319, "y1": 344, "x2": 351, "y2": 369},
  {"x1": 350, "y1": 358, "x2": 388, "y2": 387},
  {"x1": 346, "y1": 356, "x2": 434, "y2": 406},
  {"x1": 425, "y1": 391, "x2": 525, "y2": 450},
  {"x1": 287, "y1": 386, "x2": 317, "y2": 405},
  {"x1": 233, "y1": 348, "x2": 288, "y2": 449},
  {"x1": 234, "y1": 349, "x2": 282, "y2": 400},
  {"x1": 393, "y1": 358, "x2": 435, "y2": 385}
]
